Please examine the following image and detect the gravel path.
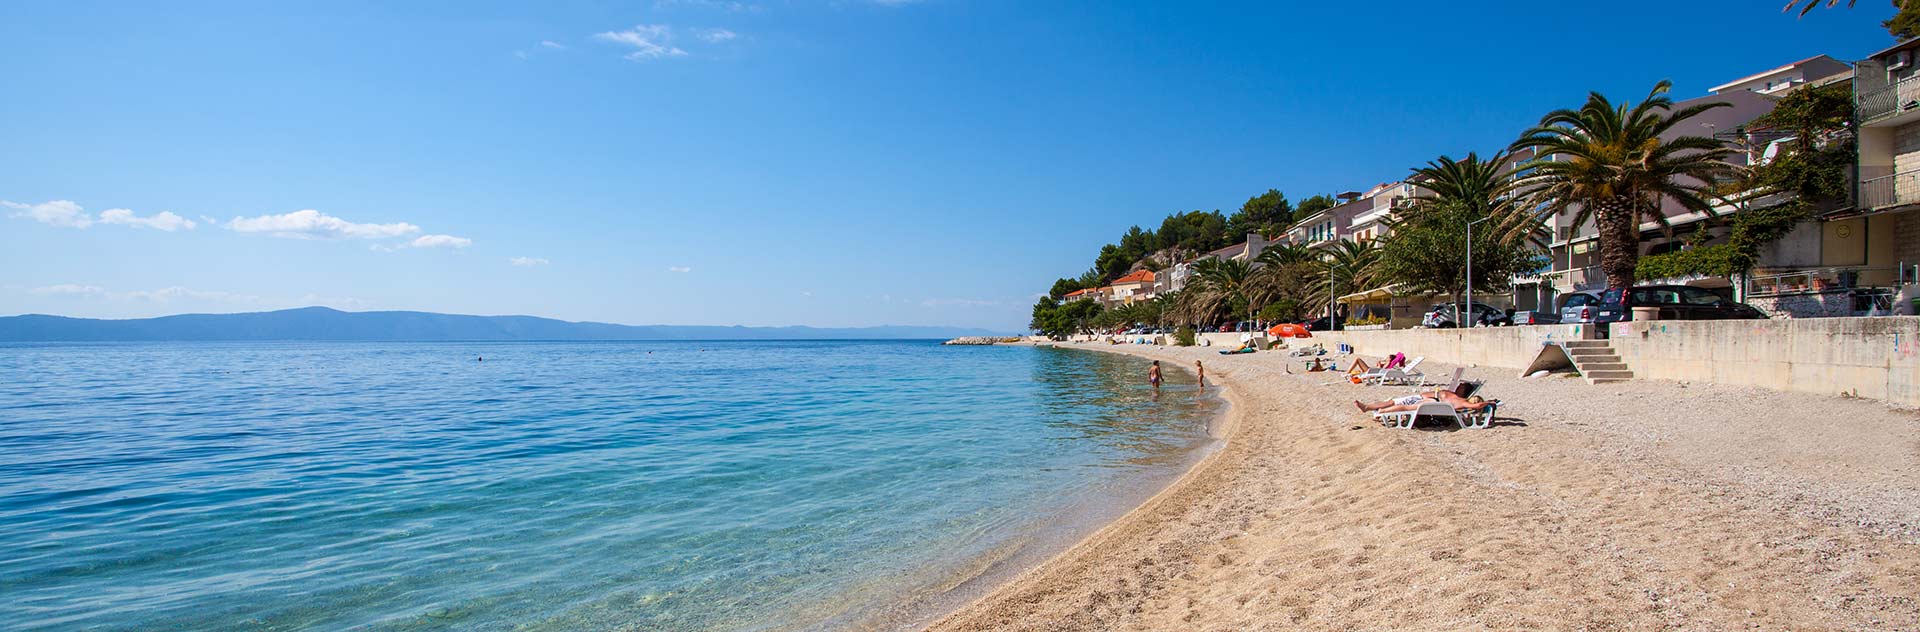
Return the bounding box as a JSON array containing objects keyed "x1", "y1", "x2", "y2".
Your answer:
[{"x1": 926, "y1": 340, "x2": 1920, "y2": 631}]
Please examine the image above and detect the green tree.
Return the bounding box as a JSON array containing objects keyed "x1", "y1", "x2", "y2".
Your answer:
[
  {"x1": 1227, "y1": 189, "x2": 1292, "y2": 237},
  {"x1": 1511, "y1": 80, "x2": 1737, "y2": 292},
  {"x1": 1408, "y1": 151, "x2": 1544, "y2": 246},
  {"x1": 1293, "y1": 194, "x2": 1337, "y2": 222},
  {"x1": 1254, "y1": 243, "x2": 1318, "y2": 267},
  {"x1": 1190, "y1": 258, "x2": 1257, "y2": 327},
  {"x1": 1748, "y1": 81, "x2": 1854, "y2": 204},
  {"x1": 1298, "y1": 239, "x2": 1380, "y2": 320},
  {"x1": 1638, "y1": 81, "x2": 1856, "y2": 279},
  {"x1": 1375, "y1": 200, "x2": 1547, "y2": 319},
  {"x1": 1047, "y1": 278, "x2": 1085, "y2": 300}
]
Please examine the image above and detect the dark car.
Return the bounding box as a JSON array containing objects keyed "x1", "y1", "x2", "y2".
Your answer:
[
  {"x1": 1302, "y1": 316, "x2": 1341, "y2": 331},
  {"x1": 1592, "y1": 285, "x2": 1767, "y2": 323},
  {"x1": 1422, "y1": 302, "x2": 1509, "y2": 328}
]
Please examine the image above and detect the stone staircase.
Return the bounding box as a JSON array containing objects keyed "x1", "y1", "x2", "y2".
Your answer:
[{"x1": 1562, "y1": 340, "x2": 1634, "y2": 384}]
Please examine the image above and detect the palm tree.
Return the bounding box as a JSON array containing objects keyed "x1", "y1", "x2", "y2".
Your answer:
[
  {"x1": 1510, "y1": 80, "x2": 1738, "y2": 292},
  {"x1": 1298, "y1": 239, "x2": 1379, "y2": 322},
  {"x1": 1253, "y1": 243, "x2": 1318, "y2": 267},
  {"x1": 1407, "y1": 151, "x2": 1545, "y2": 246},
  {"x1": 1783, "y1": 0, "x2": 1855, "y2": 16},
  {"x1": 1192, "y1": 258, "x2": 1257, "y2": 327}
]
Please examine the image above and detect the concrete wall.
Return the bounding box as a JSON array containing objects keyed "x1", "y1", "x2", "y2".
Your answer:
[
  {"x1": 1306, "y1": 324, "x2": 1594, "y2": 371},
  {"x1": 1609, "y1": 317, "x2": 1920, "y2": 409}
]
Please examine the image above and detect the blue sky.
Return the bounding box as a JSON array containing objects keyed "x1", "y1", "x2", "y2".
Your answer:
[{"x1": 0, "y1": 1, "x2": 1894, "y2": 330}]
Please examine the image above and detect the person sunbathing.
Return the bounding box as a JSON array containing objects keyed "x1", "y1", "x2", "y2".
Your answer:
[
  {"x1": 1354, "y1": 393, "x2": 1493, "y2": 414},
  {"x1": 1345, "y1": 358, "x2": 1372, "y2": 375}
]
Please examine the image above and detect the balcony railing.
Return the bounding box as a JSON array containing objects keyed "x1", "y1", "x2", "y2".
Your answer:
[
  {"x1": 1858, "y1": 169, "x2": 1920, "y2": 210},
  {"x1": 1859, "y1": 73, "x2": 1920, "y2": 125}
]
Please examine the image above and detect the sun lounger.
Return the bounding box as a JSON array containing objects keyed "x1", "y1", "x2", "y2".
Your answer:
[
  {"x1": 1456, "y1": 399, "x2": 1500, "y2": 429},
  {"x1": 1363, "y1": 357, "x2": 1424, "y2": 385},
  {"x1": 1372, "y1": 401, "x2": 1458, "y2": 429}
]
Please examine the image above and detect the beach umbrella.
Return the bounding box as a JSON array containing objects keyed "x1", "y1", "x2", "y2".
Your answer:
[{"x1": 1268, "y1": 323, "x2": 1312, "y2": 338}]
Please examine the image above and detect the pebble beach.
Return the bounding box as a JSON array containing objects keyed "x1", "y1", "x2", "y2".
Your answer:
[{"x1": 928, "y1": 340, "x2": 1920, "y2": 631}]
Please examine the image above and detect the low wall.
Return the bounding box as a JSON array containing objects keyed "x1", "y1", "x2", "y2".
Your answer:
[
  {"x1": 1305, "y1": 324, "x2": 1593, "y2": 371},
  {"x1": 1609, "y1": 316, "x2": 1920, "y2": 408}
]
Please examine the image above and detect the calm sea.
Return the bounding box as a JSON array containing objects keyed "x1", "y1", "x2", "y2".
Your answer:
[{"x1": 0, "y1": 340, "x2": 1219, "y2": 631}]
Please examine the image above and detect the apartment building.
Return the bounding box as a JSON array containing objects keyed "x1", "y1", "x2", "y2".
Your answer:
[{"x1": 1837, "y1": 40, "x2": 1920, "y2": 313}]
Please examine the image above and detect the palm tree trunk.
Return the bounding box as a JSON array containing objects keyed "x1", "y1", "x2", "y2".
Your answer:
[{"x1": 1593, "y1": 195, "x2": 1641, "y2": 290}]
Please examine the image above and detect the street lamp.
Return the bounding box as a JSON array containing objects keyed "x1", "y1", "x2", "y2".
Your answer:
[
  {"x1": 1327, "y1": 262, "x2": 1345, "y2": 331},
  {"x1": 1465, "y1": 216, "x2": 1492, "y2": 328}
]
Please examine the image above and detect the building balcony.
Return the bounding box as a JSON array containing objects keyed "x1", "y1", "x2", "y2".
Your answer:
[
  {"x1": 1859, "y1": 73, "x2": 1920, "y2": 127},
  {"x1": 1858, "y1": 169, "x2": 1920, "y2": 210}
]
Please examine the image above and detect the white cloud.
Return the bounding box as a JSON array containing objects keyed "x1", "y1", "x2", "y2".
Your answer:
[
  {"x1": 30, "y1": 283, "x2": 107, "y2": 296},
  {"x1": 920, "y1": 298, "x2": 1000, "y2": 307},
  {"x1": 696, "y1": 28, "x2": 737, "y2": 42},
  {"x1": 122, "y1": 286, "x2": 258, "y2": 302},
  {"x1": 655, "y1": 0, "x2": 758, "y2": 12},
  {"x1": 514, "y1": 50, "x2": 529, "y2": 59},
  {"x1": 29, "y1": 284, "x2": 257, "y2": 303},
  {"x1": 540, "y1": 40, "x2": 565, "y2": 49},
  {"x1": 510, "y1": 256, "x2": 551, "y2": 266},
  {"x1": 595, "y1": 25, "x2": 689, "y2": 60},
  {"x1": 668, "y1": 265, "x2": 692, "y2": 273},
  {"x1": 225, "y1": 209, "x2": 420, "y2": 240},
  {"x1": 6, "y1": 200, "x2": 198, "y2": 231},
  {"x1": 409, "y1": 234, "x2": 472, "y2": 249},
  {"x1": 300, "y1": 294, "x2": 373, "y2": 310},
  {"x1": 98, "y1": 208, "x2": 196, "y2": 231},
  {"x1": 4, "y1": 200, "x2": 95, "y2": 228}
]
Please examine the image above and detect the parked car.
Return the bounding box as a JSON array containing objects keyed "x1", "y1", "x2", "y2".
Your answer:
[
  {"x1": 1509, "y1": 310, "x2": 1560, "y2": 326},
  {"x1": 1592, "y1": 285, "x2": 1767, "y2": 323},
  {"x1": 1557, "y1": 291, "x2": 1603, "y2": 324},
  {"x1": 1422, "y1": 303, "x2": 1509, "y2": 328},
  {"x1": 1302, "y1": 316, "x2": 1341, "y2": 331}
]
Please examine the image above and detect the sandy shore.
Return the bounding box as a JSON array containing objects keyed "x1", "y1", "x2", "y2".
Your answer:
[{"x1": 926, "y1": 340, "x2": 1920, "y2": 631}]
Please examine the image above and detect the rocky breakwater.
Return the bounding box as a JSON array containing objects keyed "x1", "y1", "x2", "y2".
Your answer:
[{"x1": 943, "y1": 337, "x2": 1012, "y2": 346}]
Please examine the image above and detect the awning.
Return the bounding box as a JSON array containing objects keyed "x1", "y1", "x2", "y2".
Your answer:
[{"x1": 1336, "y1": 286, "x2": 1397, "y2": 303}]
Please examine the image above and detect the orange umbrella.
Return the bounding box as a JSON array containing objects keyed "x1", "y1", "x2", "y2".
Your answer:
[{"x1": 1268, "y1": 323, "x2": 1312, "y2": 338}]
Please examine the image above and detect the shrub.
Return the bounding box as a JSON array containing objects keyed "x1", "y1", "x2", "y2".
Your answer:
[
  {"x1": 1174, "y1": 326, "x2": 1196, "y2": 347},
  {"x1": 1635, "y1": 243, "x2": 1742, "y2": 281}
]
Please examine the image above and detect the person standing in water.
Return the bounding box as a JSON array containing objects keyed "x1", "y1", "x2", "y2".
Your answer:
[
  {"x1": 1194, "y1": 360, "x2": 1205, "y2": 387},
  {"x1": 1148, "y1": 360, "x2": 1163, "y2": 390}
]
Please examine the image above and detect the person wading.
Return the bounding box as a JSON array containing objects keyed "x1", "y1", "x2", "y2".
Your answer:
[{"x1": 1149, "y1": 360, "x2": 1163, "y2": 390}]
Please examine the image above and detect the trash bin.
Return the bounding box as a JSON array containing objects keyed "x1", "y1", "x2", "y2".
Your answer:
[{"x1": 1631, "y1": 306, "x2": 1660, "y2": 321}]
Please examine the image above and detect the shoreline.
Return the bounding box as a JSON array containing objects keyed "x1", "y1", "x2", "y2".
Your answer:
[
  {"x1": 860, "y1": 349, "x2": 1233, "y2": 632},
  {"x1": 924, "y1": 339, "x2": 1920, "y2": 630}
]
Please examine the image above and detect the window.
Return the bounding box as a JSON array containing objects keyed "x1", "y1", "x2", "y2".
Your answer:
[
  {"x1": 1681, "y1": 288, "x2": 1725, "y2": 305},
  {"x1": 1633, "y1": 289, "x2": 1682, "y2": 305}
]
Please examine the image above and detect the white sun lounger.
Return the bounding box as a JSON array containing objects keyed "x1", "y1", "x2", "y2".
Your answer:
[
  {"x1": 1363, "y1": 357, "x2": 1425, "y2": 385},
  {"x1": 1372, "y1": 401, "x2": 1457, "y2": 429}
]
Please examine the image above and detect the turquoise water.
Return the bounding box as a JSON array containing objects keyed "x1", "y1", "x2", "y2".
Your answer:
[{"x1": 0, "y1": 341, "x2": 1219, "y2": 631}]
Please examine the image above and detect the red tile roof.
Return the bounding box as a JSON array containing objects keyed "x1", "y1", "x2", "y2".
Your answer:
[{"x1": 1112, "y1": 270, "x2": 1156, "y2": 285}]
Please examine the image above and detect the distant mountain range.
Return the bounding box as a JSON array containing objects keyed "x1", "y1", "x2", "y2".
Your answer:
[{"x1": 0, "y1": 307, "x2": 1006, "y2": 342}]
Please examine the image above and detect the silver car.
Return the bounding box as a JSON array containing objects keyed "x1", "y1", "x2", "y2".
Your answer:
[{"x1": 1557, "y1": 291, "x2": 1602, "y2": 324}]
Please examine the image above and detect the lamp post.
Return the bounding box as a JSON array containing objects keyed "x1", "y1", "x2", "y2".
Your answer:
[
  {"x1": 1327, "y1": 263, "x2": 1344, "y2": 331},
  {"x1": 1465, "y1": 216, "x2": 1492, "y2": 328}
]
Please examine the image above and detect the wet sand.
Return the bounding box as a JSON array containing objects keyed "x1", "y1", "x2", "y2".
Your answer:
[{"x1": 926, "y1": 340, "x2": 1920, "y2": 631}]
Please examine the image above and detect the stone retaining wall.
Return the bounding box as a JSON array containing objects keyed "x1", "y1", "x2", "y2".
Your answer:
[
  {"x1": 1303, "y1": 324, "x2": 1593, "y2": 371},
  {"x1": 1609, "y1": 316, "x2": 1920, "y2": 408}
]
